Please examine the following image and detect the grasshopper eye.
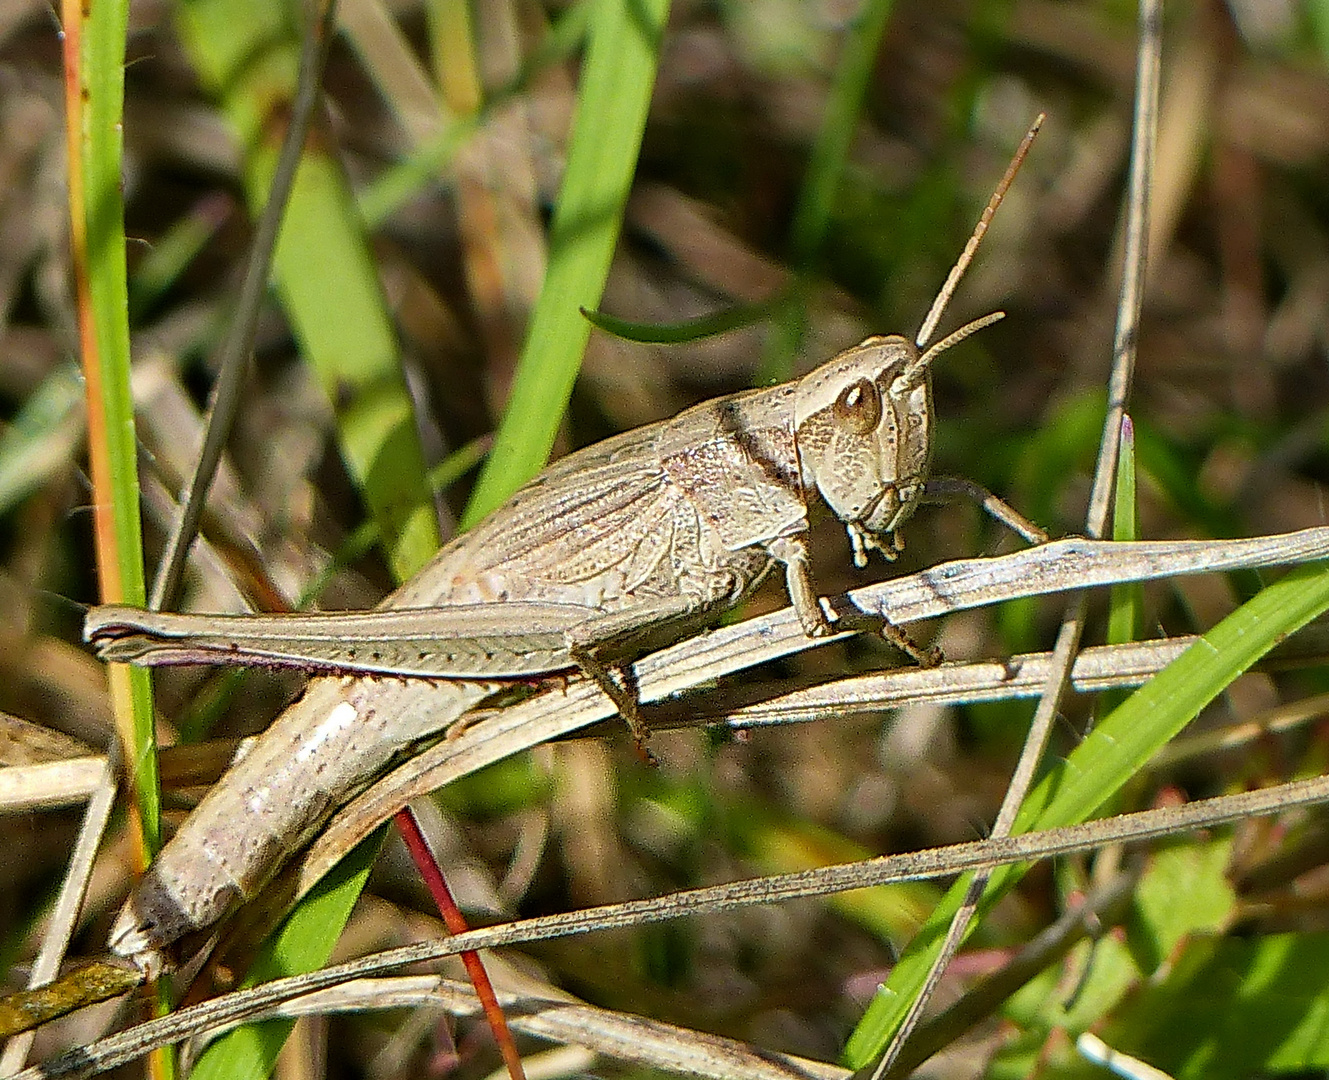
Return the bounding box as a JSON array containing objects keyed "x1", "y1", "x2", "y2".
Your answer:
[{"x1": 834, "y1": 378, "x2": 882, "y2": 435}]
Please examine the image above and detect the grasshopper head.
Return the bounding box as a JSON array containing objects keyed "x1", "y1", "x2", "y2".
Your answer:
[
  {"x1": 793, "y1": 334, "x2": 932, "y2": 568},
  {"x1": 788, "y1": 117, "x2": 1035, "y2": 569}
]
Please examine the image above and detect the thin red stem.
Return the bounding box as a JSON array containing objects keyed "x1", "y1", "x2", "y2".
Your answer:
[{"x1": 394, "y1": 808, "x2": 527, "y2": 1080}]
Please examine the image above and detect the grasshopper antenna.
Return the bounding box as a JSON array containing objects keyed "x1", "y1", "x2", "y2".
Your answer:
[
  {"x1": 912, "y1": 113, "x2": 1044, "y2": 354},
  {"x1": 894, "y1": 310, "x2": 1008, "y2": 394}
]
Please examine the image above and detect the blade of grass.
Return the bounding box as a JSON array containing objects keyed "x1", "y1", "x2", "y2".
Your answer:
[
  {"x1": 0, "y1": 363, "x2": 85, "y2": 516},
  {"x1": 1108, "y1": 414, "x2": 1141, "y2": 637},
  {"x1": 580, "y1": 299, "x2": 778, "y2": 344},
  {"x1": 759, "y1": 0, "x2": 895, "y2": 383},
  {"x1": 128, "y1": 193, "x2": 233, "y2": 319},
  {"x1": 60, "y1": 0, "x2": 165, "y2": 1072},
  {"x1": 460, "y1": 0, "x2": 672, "y2": 526},
  {"x1": 292, "y1": 435, "x2": 491, "y2": 611},
  {"x1": 1103, "y1": 414, "x2": 1143, "y2": 716},
  {"x1": 1309, "y1": 0, "x2": 1329, "y2": 67},
  {"x1": 62, "y1": 0, "x2": 157, "y2": 865},
  {"x1": 394, "y1": 808, "x2": 527, "y2": 1080},
  {"x1": 787, "y1": 0, "x2": 895, "y2": 266},
  {"x1": 176, "y1": 0, "x2": 440, "y2": 581}
]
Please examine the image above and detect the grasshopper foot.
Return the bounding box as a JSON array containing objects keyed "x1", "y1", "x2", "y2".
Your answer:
[
  {"x1": 880, "y1": 618, "x2": 942, "y2": 667},
  {"x1": 818, "y1": 599, "x2": 939, "y2": 667}
]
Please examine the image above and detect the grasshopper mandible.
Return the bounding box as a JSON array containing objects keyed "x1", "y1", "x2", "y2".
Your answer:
[{"x1": 87, "y1": 123, "x2": 1045, "y2": 976}]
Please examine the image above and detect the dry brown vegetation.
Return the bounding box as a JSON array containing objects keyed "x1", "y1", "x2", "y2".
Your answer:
[{"x1": 2, "y1": 1, "x2": 1329, "y2": 1078}]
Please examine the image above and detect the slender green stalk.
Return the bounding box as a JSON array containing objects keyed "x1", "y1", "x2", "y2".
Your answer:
[
  {"x1": 63, "y1": 0, "x2": 157, "y2": 860},
  {"x1": 461, "y1": 0, "x2": 672, "y2": 526},
  {"x1": 62, "y1": 0, "x2": 165, "y2": 1072},
  {"x1": 1101, "y1": 414, "x2": 1143, "y2": 717}
]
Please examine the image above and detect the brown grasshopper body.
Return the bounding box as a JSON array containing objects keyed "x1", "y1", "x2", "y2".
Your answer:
[
  {"x1": 103, "y1": 334, "x2": 950, "y2": 971},
  {"x1": 92, "y1": 337, "x2": 933, "y2": 680}
]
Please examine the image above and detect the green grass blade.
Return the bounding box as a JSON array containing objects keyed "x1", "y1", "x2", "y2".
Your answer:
[
  {"x1": 176, "y1": 0, "x2": 440, "y2": 580},
  {"x1": 357, "y1": 116, "x2": 480, "y2": 229},
  {"x1": 844, "y1": 557, "x2": 1329, "y2": 1068},
  {"x1": 1309, "y1": 0, "x2": 1329, "y2": 66},
  {"x1": 129, "y1": 194, "x2": 230, "y2": 319},
  {"x1": 1103, "y1": 415, "x2": 1142, "y2": 715},
  {"x1": 461, "y1": 0, "x2": 672, "y2": 526},
  {"x1": 67, "y1": 0, "x2": 167, "y2": 1066},
  {"x1": 760, "y1": 0, "x2": 895, "y2": 383},
  {"x1": 580, "y1": 299, "x2": 776, "y2": 344},
  {"x1": 786, "y1": 0, "x2": 896, "y2": 265},
  {"x1": 69, "y1": 0, "x2": 160, "y2": 860},
  {"x1": 294, "y1": 436, "x2": 491, "y2": 610},
  {"x1": 1108, "y1": 414, "x2": 1141, "y2": 637},
  {"x1": 262, "y1": 149, "x2": 441, "y2": 577}
]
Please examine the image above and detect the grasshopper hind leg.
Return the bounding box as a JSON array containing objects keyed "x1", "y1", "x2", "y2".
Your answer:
[{"x1": 566, "y1": 644, "x2": 658, "y2": 765}]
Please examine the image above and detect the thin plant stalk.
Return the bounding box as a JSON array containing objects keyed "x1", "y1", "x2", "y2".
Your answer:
[{"x1": 394, "y1": 808, "x2": 527, "y2": 1080}]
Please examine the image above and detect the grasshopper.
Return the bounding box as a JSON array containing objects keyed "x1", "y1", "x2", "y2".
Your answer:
[
  {"x1": 88, "y1": 312, "x2": 1036, "y2": 727},
  {"x1": 83, "y1": 127, "x2": 1045, "y2": 978}
]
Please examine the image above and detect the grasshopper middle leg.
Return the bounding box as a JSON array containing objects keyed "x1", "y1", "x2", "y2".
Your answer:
[{"x1": 565, "y1": 596, "x2": 713, "y2": 762}]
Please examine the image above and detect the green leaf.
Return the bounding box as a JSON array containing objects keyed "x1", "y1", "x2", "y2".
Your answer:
[
  {"x1": 1106, "y1": 931, "x2": 1329, "y2": 1079},
  {"x1": 1103, "y1": 415, "x2": 1142, "y2": 716},
  {"x1": 1126, "y1": 838, "x2": 1235, "y2": 976},
  {"x1": 580, "y1": 300, "x2": 775, "y2": 344}
]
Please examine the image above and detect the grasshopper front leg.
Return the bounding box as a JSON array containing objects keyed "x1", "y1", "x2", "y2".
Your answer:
[
  {"x1": 922, "y1": 476, "x2": 1049, "y2": 546},
  {"x1": 766, "y1": 534, "x2": 941, "y2": 666}
]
